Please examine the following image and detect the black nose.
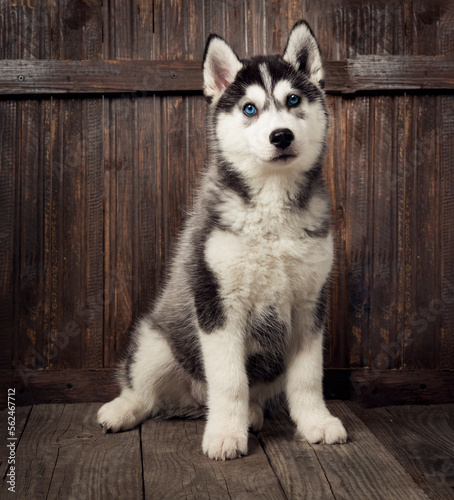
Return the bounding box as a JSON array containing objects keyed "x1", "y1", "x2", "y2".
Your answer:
[{"x1": 269, "y1": 128, "x2": 294, "y2": 149}]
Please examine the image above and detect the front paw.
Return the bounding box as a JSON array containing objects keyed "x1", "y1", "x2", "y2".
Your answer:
[
  {"x1": 300, "y1": 415, "x2": 347, "y2": 445},
  {"x1": 202, "y1": 430, "x2": 248, "y2": 460}
]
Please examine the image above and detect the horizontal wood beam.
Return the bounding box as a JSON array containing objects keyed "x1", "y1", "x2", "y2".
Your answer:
[
  {"x1": 0, "y1": 60, "x2": 203, "y2": 95},
  {"x1": 1, "y1": 368, "x2": 453, "y2": 408},
  {"x1": 0, "y1": 56, "x2": 453, "y2": 95}
]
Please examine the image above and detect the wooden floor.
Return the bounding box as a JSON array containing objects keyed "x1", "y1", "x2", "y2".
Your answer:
[{"x1": 1, "y1": 401, "x2": 453, "y2": 499}]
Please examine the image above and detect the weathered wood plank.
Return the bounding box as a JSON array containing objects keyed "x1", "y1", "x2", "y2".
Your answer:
[
  {"x1": 403, "y1": 94, "x2": 441, "y2": 369},
  {"x1": 103, "y1": 0, "x2": 137, "y2": 363},
  {"x1": 0, "y1": 404, "x2": 142, "y2": 499},
  {"x1": 344, "y1": 95, "x2": 371, "y2": 368},
  {"x1": 401, "y1": 0, "x2": 444, "y2": 371},
  {"x1": 135, "y1": 1, "x2": 163, "y2": 313},
  {"x1": 140, "y1": 417, "x2": 287, "y2": 499},
  {"x1": 367, "y1": 2, "x2": 404, "y2": 370},
  {"x1": 347, "y1": 402, "x2": 454, "y2": 499},
  {"x1": 440, "y1": 95, "x2": 454, "y2": 370},
  {"x1": 309, "y1": 401, "x2": 429, "y2": 499},
  {"x1": 0, "y1": 99, "x2": 17, "y2": 371},
  {"x1": 7, "y1": 369, "x2": 120, "y2": 406},
  {"x1": 156, "y1": 1, "x2": 191, "y2": 261},
  {"x1": 46, "y1": 404, "x2": 143, "y2": 499},
  {"x1": 347, "y1": 55, "x2": 454, "y2": 91},
  {"x1": 0, "y1": 59, "x2": 203, "y2": 94},
  {"x1": 0, "y1": 404, "x2": 66, "y2": 498},
  {"x1": 0, "y1": 405, "x2": 32, "y2": 483},
  {"x1": 257, "y1": 412, "x2": 336, "y2": 499},
  {"x1": 325, "y1": 95, "x2": 349, "y2": 369},
  {"x1": 0, "y1": 56, "x2": 453, "y2": 95},
  {"x1": 350, "y1": 369, "x2": 454, "y2": 407}
]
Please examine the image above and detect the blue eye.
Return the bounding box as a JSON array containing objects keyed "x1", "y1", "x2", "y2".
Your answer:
[
  {"x1": 243, "y1": 103, "x2": 257, "y2": 116},
  {"x1": 287, "y1": 94, "x2": 300, "y2": 107}
]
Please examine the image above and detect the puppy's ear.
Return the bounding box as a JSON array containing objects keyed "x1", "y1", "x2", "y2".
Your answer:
[
  {"x1": 203, "y1": 34, "x2": 243, "y2": 101},
  {"x1": 283, "y1": 21, "x2": 324, "y2": 88}
]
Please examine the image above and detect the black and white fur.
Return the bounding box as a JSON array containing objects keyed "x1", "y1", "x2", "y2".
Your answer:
[{"x1": 98, "y1": 21, "x2": 347, "y2": 460}]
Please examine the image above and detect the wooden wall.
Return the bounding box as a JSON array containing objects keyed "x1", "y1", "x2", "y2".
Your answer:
[{"x1": 1, "y1": 0, "x2": 453, "y2": 405}]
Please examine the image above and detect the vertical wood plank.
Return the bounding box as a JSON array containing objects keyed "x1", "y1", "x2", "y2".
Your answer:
[
  {"x1": 135, "y1": 0, "x2": 160, "y2": 311},
  {"x1": 439, "y1": 96, "x2": 454, "y2": 370},
  {"x1": 2, "y1": 1, "x2": 52, "y2": 374},
  {"x1": 342, "y1": 5, "x2": 373, "y2": 368},
  {"x1": 154, "y1": 0, "x2": 190, "y2": 272},
  {"x1": 186, "y1": 0, "x2": 207, "y2": 207},
  {"x1": 367, "y1": 2, "x2": 405, "y2": 371},
  {"x1": 46, "y1": 0, "x2": 104, "y2": 369},
  {"x1": 402, "y1": 0, "x2": 442, "y2": 369},
  {"x1": 203, "y1": 0, "x2": 227, "y2": 41},
  {"x1": 325, "y1": 95, "x2": 349, "y2": 368},
  {"x1": 0, "y1": 99, "x2": 17, "y2": 370},
  {"x1": 0, "y1": 0, "x2": 20, "y2": 372},
  {"x1": 103, "y1": 0, "x2": 137, "y2": 363},
  {"x1": 317, "y1": 2, "x2": 349, "y2": 368},
  {"x1": 438, "y1": 6, "x2": 454, "y2": 370}
]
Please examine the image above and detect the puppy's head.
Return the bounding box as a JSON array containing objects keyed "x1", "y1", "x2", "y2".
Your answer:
[{"x1": 203, "y1": 21, "x2": 327, "y2": 173}]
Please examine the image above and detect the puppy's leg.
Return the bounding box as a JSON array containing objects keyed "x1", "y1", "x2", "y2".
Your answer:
[
  {"x1": 97, "y1": 320, "x2": 185, "y2": 433},
  {"x1": 286, "y1": 309, "x2": 347, "y2": 444},
  {"x1": 200, "y1": 326, "x2": 249, "y2": 460}
]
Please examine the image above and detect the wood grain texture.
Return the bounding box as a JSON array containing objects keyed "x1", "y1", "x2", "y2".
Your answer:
[
  {"x1": 1, "y1": 0, "x2": 453, "y2": 393},
  {"x1": 0, "y1": 100, "x2": 18, "y2": 370},
  {"x1": 367, "y1": 2, "x2": 404, "y2": 371},
  {"x1": 3, "y1": 401, "x2": 453, "y2": 499},
  {"x1": 45, "y1": 404, "x2": 143, "y2": 499},
  {"x1": 347, "y1": 401, "x2": 454, "y2": 499},
  {"x1": 311, "y1": 401, "x2": 429, "y2": 500},
  {"x1": 0, "y1": 404, "x2": 142, "y2": 499},
  {"x1": 350, "y1": 369, "x2": 454, "y2": 407},
  {"x1": 5, "y1": 369, "x2": 120, "y2": 406},
  {"x1": 0, "y1": 405, "x2": 32, "y2": 481},
  {"x1": 0, "y1": 56, "x2": 453, "y2": 95},
  {"x1": 440, "y1": 95, "x2": 454, "y2": 370},
  {"x1": 141, "y1": 418, "x2": 287, "y2": 499},
  {"x1": 257, "y1": 412, "x2": 336, "y2": 499}
]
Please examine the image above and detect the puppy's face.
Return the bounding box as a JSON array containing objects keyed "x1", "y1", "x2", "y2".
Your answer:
[
  {"x1": 203, "y1": 21, "x2": 327, "y2": 174},
  {"x1": 214, "y1": 58, "x2": 327, "y2": 172}
]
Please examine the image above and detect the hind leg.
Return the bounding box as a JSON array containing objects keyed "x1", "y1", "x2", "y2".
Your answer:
[
  {"x1": 97, "y1": 320, "x2": 189, "y2": 433},
  {"x1": 249, "y1": 378, "x2": 284, "y2": 432}
]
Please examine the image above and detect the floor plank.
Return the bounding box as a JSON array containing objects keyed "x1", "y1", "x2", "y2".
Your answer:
[
  {"x1": 45, "y1": 404, "x2": 143, "y2": 500},
  {"x1": 0, "y1": 404, "x2": 143, "y2": 499},
  {"x1": 141, "y1": 417, "x2": 287, "y2": 499},
  {"x1": 347, "y1": 402, "x2": 454, "y2": 500},
  {"x1": 2, "y1": 401, "x2": 453, "y2": 499},
  {"x1": 257, "y1": 412, "x2": 336, "y2": 499},
  {"x1": 0, "y1": 405, "x2": 32, "y2": 481},
  {"x1": 308, "y1": 401, "x2": 430, "y2": 500}
]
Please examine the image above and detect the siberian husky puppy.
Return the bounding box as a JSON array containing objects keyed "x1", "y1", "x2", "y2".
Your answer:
[{"x1": 98, "y1": 20, "x2": 347, "y2": 460}]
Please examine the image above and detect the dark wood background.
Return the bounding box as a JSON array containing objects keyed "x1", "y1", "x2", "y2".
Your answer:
[{"x1": 1, "y1": 0, "x2": 453, "y2": 406}]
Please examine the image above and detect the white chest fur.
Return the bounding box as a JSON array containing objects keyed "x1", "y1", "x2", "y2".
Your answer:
[{"x1": 204, "y1": 184, "x2": 333, "y2": 315}]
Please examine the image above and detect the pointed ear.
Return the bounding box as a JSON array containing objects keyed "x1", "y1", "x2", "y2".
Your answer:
[
  {"x1": 283, "y1": 21, "x2": 324, "y2": 87},
  {"x1": 203, "y1": 34, "x2": 243, "y2": 101}
]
